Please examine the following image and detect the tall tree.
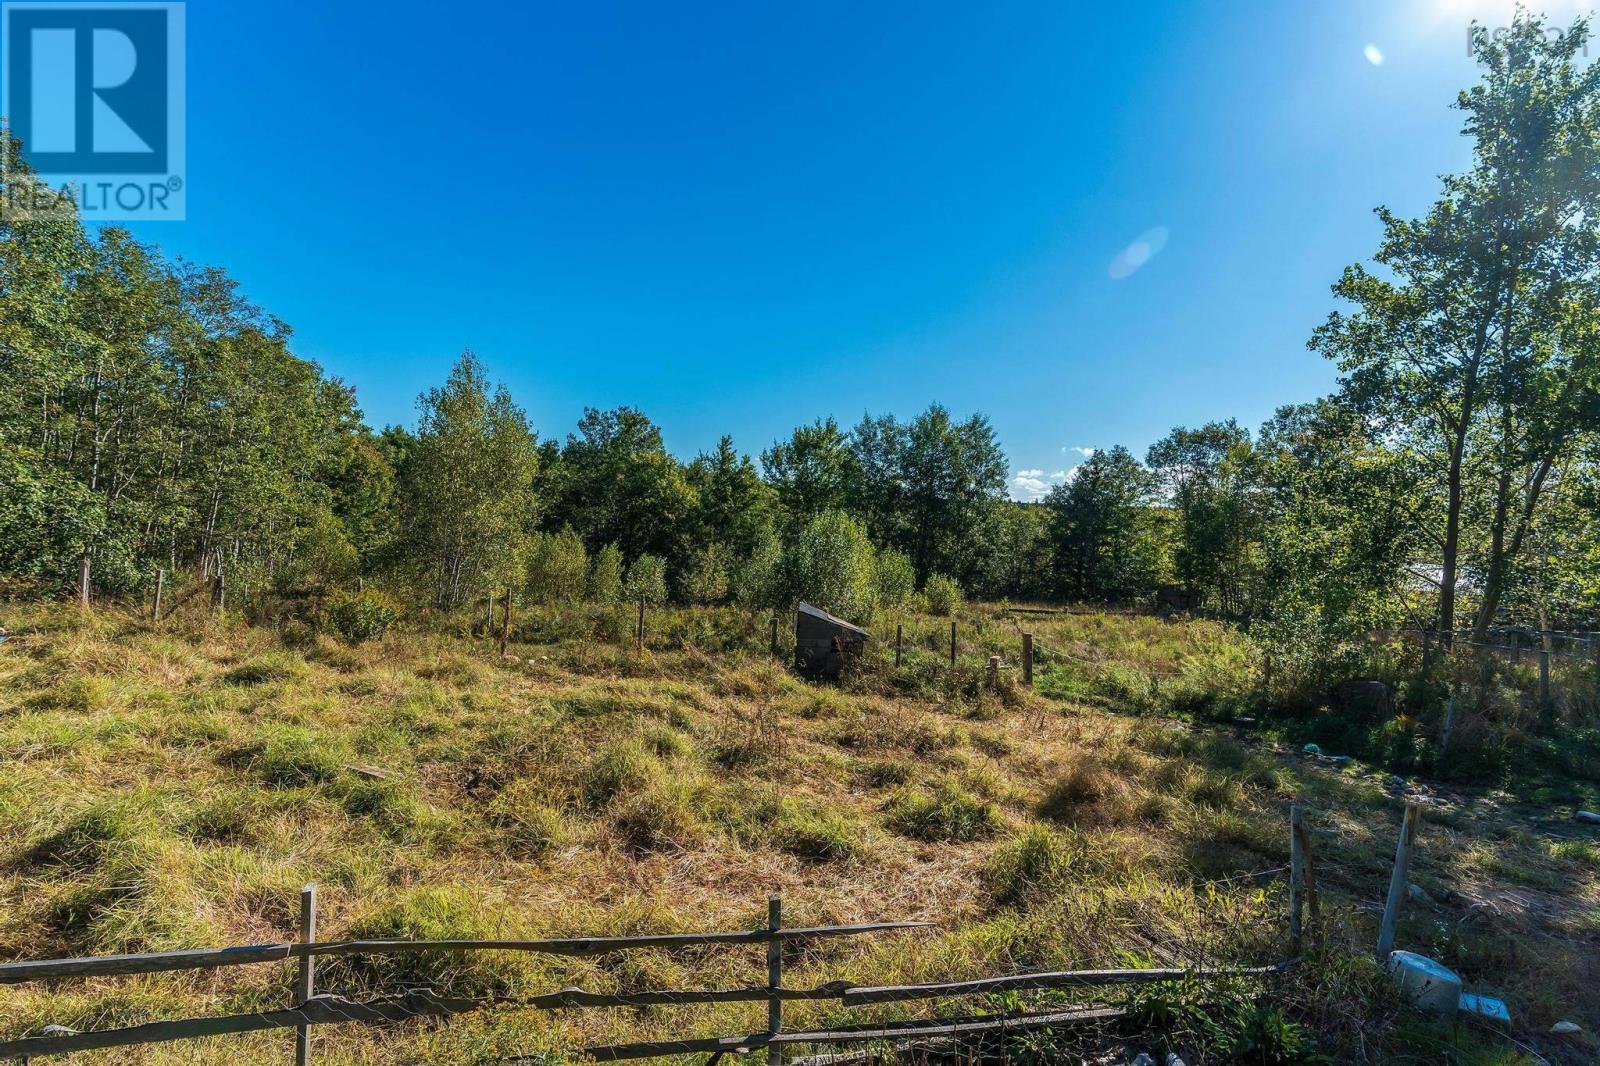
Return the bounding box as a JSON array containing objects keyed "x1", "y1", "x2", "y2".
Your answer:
[
  {"x1": 1045, "y1": 446, "x2": 1164, "y2": 602},
  {"x1": 401, "y1": 352, "x2": 540, "y2": 609},
  {"x1": 1312, "y1": 16, "x2": 1600, "y2": 640}
]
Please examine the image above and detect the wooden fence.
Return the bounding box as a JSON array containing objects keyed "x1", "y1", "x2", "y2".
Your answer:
[{"x1": 0, "y1": 889, "x2": 1300, "y2": 1065}]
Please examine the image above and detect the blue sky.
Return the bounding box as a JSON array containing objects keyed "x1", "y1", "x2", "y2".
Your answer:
[{"x1": 114, "y1": 0, "x2": 1592, "y2": 498}]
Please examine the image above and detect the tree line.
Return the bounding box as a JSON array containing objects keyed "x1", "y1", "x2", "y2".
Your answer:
[{"x1": 1, "y1": 18, "x2": 1597, "y2": 650}]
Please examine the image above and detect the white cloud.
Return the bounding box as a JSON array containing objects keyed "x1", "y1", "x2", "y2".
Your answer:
[
  {"x1": 1010, "y1": 466, "x2": 1075, "y2": 502},
  {"x1": 1062, "y1": 445, "x2": 1096, "y2": 458}
]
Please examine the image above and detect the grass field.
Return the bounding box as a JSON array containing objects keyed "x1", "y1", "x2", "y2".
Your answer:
[{"x1": 0, "y1": 599, "x2": 1595, "y2": 1064}]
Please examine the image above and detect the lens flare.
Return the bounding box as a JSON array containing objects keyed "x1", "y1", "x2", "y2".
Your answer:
[
  {"x1": 1108, "y1": 226, "x2": 1169, "y2": 280},
  {"x1": 1364, "y1": 43, "x2": 1385, "y2": 65}
]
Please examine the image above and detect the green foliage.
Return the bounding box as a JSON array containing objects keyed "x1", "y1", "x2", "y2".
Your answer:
[
  {"x1": 874, "y1": 549, "x2": 916, "y2": 613},
  {"x1": 920, "y1": 573, "x2": 963, "y2": 616},
  {"x1": 886, "y1": 780, "x2": 1000, "y2": 842},
  {"x1": 526, "y1": 530, "x2": 588, "y2": 605},
  {"x1": 782, "y1": 510, "x2": 877, "y2": 621},
  {"x1": 323, "y1": 588, "x2": 400, "y2": 642},
  {"x1": 402, "y1": 352, "x2": 541, "y2": 609},
  {"x1": 681, "y1": 542, "x2": 732, "y2": 605},
  {"x1": 623, "y1": 553, "x2": 668, "y2": 606},
  {"x1": 587, "y1": 543, "x2": 623, "y2": 604},
  {"x1": 988, "y1": 823, "x2": 1075, "y2": 903},
  {"x1": 1046, "y1": 446, "x2": 1166, "y2": 603}
]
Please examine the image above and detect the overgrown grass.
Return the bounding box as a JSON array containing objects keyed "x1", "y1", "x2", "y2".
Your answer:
[{"x1": 0, "y1": 599, "x2": 1590, "y2": 1065}]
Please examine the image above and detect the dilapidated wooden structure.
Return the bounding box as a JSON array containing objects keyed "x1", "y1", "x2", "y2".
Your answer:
[{"x1": 794, "y1": 602, "x2": 870, "y2": 681}]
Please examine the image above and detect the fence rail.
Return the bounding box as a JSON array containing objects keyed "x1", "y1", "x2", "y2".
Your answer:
[{"x1": 0, "y1": 894, "x2": 1299, "y2": 1064}]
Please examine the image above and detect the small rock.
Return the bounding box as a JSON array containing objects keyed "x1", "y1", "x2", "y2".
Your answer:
[
  {"x1": 1407, "y1": 882, "x2": 1431, "y2": 903},
  {"x1": 1575, "y1": 810, "x2": 1600, "y2": 825},
  {"x1": 1551, "y1": 1020, "x2": 1582, "y2": 1036},
  {"x1": 1303, "y1": 743, "x2": 1323, "y2": 755},
  {"x1": 1166, "y1": 1056, "x2": 1188, "y2": 1066},
  {"x1": 1130, "y1": 1056, "x2": 1155, "y2": 1066}
]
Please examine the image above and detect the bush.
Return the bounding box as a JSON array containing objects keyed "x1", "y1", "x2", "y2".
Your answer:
[
  {"x1": 731, "y1": 532, "x2": 783, "y2": 608},
  {"x1": 921, "y1": 573, "x2": 963, "y2": 616},
  {"x1": 874, "y1": 549, "x2": 916, "y2": 613},
  {"x1": 527, "y1": 530, "x2": 588, "y2": 605},
  {"x1": 682, "y1": 543, "x2": 733, "y2": 605},
  {"x1": 588, "y1": 543, "x2": 624, "y2": 604},
  {"x1": 886, "y1": 780, "x2": 1000, "y2": 842},
  {"x1": 783, "y1": 511, "x2": 877, "y2": 621},
  {"x1": 624, "y1": 554, "x2": 668, "y2": 606},
  {"x1": 323, "y1": 589, "x2": 400, "y2": 642}
]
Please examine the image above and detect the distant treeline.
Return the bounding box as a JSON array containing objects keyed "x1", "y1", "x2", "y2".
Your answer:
[{"x1": 2, "y1": 19, "x2": 1598, "y2": 654}]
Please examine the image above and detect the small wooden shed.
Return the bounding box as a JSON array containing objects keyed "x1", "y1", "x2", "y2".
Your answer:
[{"x1": 794, "y1": 602, "x2": 870, "y2": 681}]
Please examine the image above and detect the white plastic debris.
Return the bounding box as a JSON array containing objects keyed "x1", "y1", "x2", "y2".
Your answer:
[
  {"x1": 1458, "y1": 992, "x2": 1511, "y2": 1024},
  {"x1": 1386, "y1": 951, "x2": 1462, "y2": 1015},
  {"x1": 1551, "y1": 1020, "x2": 1582, "y2": 1036},
  {"x1": 1166, "y1": 1055, "x2": 1188, "y2": 1066}
]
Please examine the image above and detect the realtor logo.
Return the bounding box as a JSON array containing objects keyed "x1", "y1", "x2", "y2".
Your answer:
[{"x1": 2, "y1": 2, "x2": 185, "y2": 220}]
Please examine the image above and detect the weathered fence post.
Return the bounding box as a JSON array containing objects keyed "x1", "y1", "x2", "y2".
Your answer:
[
  {"x1": 1289, "y1": 803, "x2": 1305, "y2": 954},
  {"x1": 499, "y1": 587, "x2": 513, "y2": 657},
  {"x1": 78, "y1": 555, "x2": 91, "y2": 609},
  {"x1": 1022, "y1": 633, "x2": 1033, "y2": 686},
  {"x1": 1376, "y1": 802, "x2": 1421, "y2": 958},
  {"x1": 766, "y1": 895, "x2": 783, "y2": 1066},
  {"x1": 151, "y1": 569, "x2": 165, "y2": 623},
  {"x1": 636, "y1": 595, "x2": 646, "y2": 653},
  {"x1": 895, "y1": 623, "x2": 903, "y2": 668},
  {"x1": 987, "y1": 655, "x2": 1000, "y2": 689},
  {"x1": 949, "y1": 621, "x2": 957, "y2": 668},
  {"x1": 1539, "y1": 649, "x2": 1551, "y2": 709},
  {"x1": 295, "y1": 882, "x2": 317, "y2": 1066}
]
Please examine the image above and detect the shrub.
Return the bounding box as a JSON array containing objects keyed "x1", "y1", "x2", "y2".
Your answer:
[
  {"x1": 783, "y1": 511, "x2": 876, "y2": 621},
  {"x1": 874, "y1": 549, "x2": 917, "y2": 613},
  {"x1": 588, "y1": 543, "x2": 624, "y2": 604},
  {"x1": 989, "y1": 823, "x2": 1076, "y2": 904},
  {"x1": 886, "y1": 780, "x2": 1000, "y2": 842},
  {"x1": 623, "y1": 554, "x2": 668, "y2": 606},
  {"x1": 527, "y1": 530, "x2": 588, "y2": 605},
  {"x1": 921, "y1": 573, "x2": 963, "y2": 616},
  {"x1": 323, "y1": 589, "x2": 400, "y2": 643},
  {"x1": 682, "y1": 543, "x2": 733, "y2": 605},
  {"x1": 731, "y1": 532, "x2": 783, "y2": 608}
]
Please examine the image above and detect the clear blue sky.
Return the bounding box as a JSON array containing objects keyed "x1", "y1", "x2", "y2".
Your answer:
[{"x1": 119, "y1": 0, "x2": 1589, "y2": 499}]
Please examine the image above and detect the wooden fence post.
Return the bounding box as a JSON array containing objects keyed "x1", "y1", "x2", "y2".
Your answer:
[
  {"x1": 895, "y1": 623, "x2": 903, "y2": 668},
  {"x1": 1289, "y1": 803, "x2": 1304, "y2": 955},
  {"x1": 1376, "y1": 802, "x2": 1421, "y2": 959},
  {"x1": 1539, "y1": 649, "x2": 1551, "y2": 709},
  {"x1": 499, "y1": 587, "x2": 513, "y2": 657},
  {"x1": 766, "y1": 895, "x2": 783, "y2": 1066},
  {"x1": 295, "y1": 882, "x2": 317, "y2": 1066},
  {"x1": 987, "y1": 655, "x2": 1000, "y2": 689},
  {"x1": 1022, "y1": 633, "x2": 1033, "y2": 686},
  {"x1": 151, "y1": 569, "x2": 165, "y2": 623},
  {"x1": 949, "y1": 621, "x2": 957, "y2": 668},
  {"x1": 636, "y1": 595, "x2": 646, "y2": 653},
  {"x1": 78, "y1": 555, "x2": 91, "y2": 609}
]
